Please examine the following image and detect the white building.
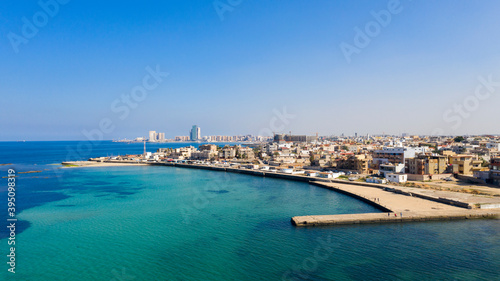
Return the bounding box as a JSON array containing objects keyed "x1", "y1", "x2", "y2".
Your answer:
[
  {"x1": 379, "y1": 163, "x2": 405, "y2": 176},
  {"x1": 279, "y1": 168, "x2": 294, "y2": 174},
  {"x1": 486, "y1": 143, "x2": 500, "y2": 150},
  {"x1": 149, "y1": 131, "x2": 157, "y2": 142},
  {"x1": 386, "y1": 173, "x2": 407, "y2": 183},
  {"x1": 318, "y1": 172, "x2": 333, "y2": 178},
  {"x1": 157, "y1": 133, "x2": 165, "y2": 142},
  {"x1": 373, "y1": 147, "x2": 428, "y2": 164},
  {"x1": 305, "y1": 171, "x2": 317, "y2": 177},
  {"x1": 366, "y1": 177, "x2": 387, "y2": 184},
  {"x1": 318, "y1": 172, "x2": 341, "y2": 179}
]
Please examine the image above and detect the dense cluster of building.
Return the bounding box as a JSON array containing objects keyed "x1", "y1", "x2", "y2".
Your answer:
[
  {"x1": 107, "y1": 133, "x2": 500, "y2": 186},
  {"x1": 173, "y1": 124, "x2": 272, "y2": 142},
  {"x1": 131, "y1": 126, "x2": 274, "y2": 143}
]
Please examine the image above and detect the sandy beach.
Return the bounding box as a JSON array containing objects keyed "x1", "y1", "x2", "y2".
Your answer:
[{"x1": 61, "y1": 161, "x2": 149, "y2": 168}]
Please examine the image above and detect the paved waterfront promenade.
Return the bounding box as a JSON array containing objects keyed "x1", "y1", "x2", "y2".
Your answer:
[{"x1": 292, "y1": 181, "x2": 500, "y2": 227}]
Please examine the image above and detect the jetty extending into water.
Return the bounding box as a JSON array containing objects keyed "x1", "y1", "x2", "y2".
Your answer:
[
  {"x1": 63, "y1": 160, "x2": 500, "y2": 227},
  {"x1": 291, "y1": 181, "x2": 499, "y2": 226}
]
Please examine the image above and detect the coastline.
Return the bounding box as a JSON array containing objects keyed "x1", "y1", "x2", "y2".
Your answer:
[
  {"x1": 61, "y1": 161, "x2": 149, "y2": 168},
  {"x1": 63, "y1": 160, "x2": 500, "y2": 226}
]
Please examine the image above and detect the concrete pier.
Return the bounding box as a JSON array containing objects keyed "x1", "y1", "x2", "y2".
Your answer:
[
  {"x1": 291, "y1": 210, "x2": 499, "y2": 226},
  {"x1": 292, "y1": 181, "x2": 500, "y2": 227}
]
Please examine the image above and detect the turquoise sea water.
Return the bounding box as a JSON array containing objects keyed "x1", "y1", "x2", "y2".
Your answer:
[{"x1": 0, "y1": 142, "x2": 499, "y2": 280}]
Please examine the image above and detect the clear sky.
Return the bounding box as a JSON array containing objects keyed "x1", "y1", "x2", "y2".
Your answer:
[{"x1": 1, "y1": 0, "x2": 500, "y2": 140}]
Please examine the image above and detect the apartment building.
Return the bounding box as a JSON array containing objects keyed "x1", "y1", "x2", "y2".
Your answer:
[
  {"x1": 219, "y1": 147, "x2": 236, "y2": 159},
  {"x1": 379, "y1": 163, "x2": 405, "y2": 176},
  {"x1": 490, "y1": 158, "x2": 500, "y2": 185},
  {"x1": 199, "y1": 144, "x2": 217, "y2": 152},
  {"x1": 336, "y1": 154, "x2": 371, "y2": 174},
  {"x1": 451, "y1": 155, "x2": 483, "y2": 175},
  {"x1": 372, "y1": 147, "x2": 426, "y2": 165},
  {"x1": 406, "y1": 155, "x2": 448, "y2": 175},
  {"x1": 237, "y1": 147, "x2": 255, "y2": 160}
]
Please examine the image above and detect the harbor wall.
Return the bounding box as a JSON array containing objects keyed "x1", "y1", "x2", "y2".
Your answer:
[{"x1": 103, "y1": 161, "x2": 472, "y2": 209}]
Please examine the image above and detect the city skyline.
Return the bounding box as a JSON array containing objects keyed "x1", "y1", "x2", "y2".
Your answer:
[
  {"x1": 2, "y1": 1, "x2": 500, "y2": 141},
  {"x1": 126, "y1": 127, "x2": 499, "y2": 143}
]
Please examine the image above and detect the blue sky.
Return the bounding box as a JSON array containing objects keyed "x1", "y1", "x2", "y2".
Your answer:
[{"x1": 1, "y1": 0, "x2": 500, "y2": 140}]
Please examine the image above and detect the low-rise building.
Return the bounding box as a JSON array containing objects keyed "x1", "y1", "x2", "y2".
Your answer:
[
  {"x1": 273, "y1": 153, "x2": 296, "y2": 164},
  {"x1": 318, "y1": 172, "x2": 334, "y2": 178},
  {"x1": 386, "y1": 173, "x2": 407, "y2": 183},
  {"x1": 379, "y1": 163, "x2": 405, "y2": 176},
  {"x1": 336, "y1": 154, "x2": 371, "y2": 174},
  {"x1": 451, "y1": 155, "x2": 483, "y2": 175},
  {"x1": 406, "y1": 155, "x2": 448, "y2": 175},
  {"x1": 199, "y1": 144, "x2": 217, "y2": 152},
  {"x1": 305, "y1": 171, "x2": 317, "y2": 177},
  {"x1": 366, "y1": 177, "x2": 387, "y2": 184},
  {"x1": 279, "y1": 168, "x2": 294, "y2": 174},
  {"x1": 237, "y1": 147, "x2": 255, "y2": 160},
  {"x1": 219, "y1": 147, "x2": 236, "y2": 159},
  {"x1": 373, "y1": 147, "x2": 426, "y2": 165},
  {"x1": 191, "y1": 150, "x2": 216, "y2": 160},
  {"x1": 175, "y1": 136, "x2": 189, "y2": 141},
  {"x1": 169, "y1": 146, "x2": 196, "y2": 159},
  {"x1": 486, "y1": 143, "x2": 500, "y2": 150},
  {"x1": 489, "y1": 158, "x2": 500, "y2": 185}
]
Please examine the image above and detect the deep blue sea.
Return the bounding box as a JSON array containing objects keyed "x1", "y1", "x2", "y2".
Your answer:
[{"x1": 0, "y1": 141, "x2": 499, "y2": 280}]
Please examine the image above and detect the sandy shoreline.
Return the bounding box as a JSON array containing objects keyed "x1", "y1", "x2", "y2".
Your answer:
[{"x1": 61, "y1": 161, "x2": 148, "y2": 168}]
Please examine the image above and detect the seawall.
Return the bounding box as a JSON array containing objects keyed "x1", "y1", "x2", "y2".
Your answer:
[
  {"x1": 84, "y1": 160, "x2": 500, "y2": 227},
  {"x1": 291, "y1": 211, "x2": 499, "y2": 227}
]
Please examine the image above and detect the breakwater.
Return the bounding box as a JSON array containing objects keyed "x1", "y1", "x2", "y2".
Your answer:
[
  {"x1": 291, "y1": 210, "x2": 499, "y2": 226},
  {"x1": 72, "y1": 160, "x2": 500, "y2": 226}
]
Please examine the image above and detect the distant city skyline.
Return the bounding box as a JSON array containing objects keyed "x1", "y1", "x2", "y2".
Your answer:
[
  {"x1": 125, "y1": 128, "x2": 499, "y2": 143},
  {"x1": 1, "y1": 1, "x2": 500, "y2": 141}
]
